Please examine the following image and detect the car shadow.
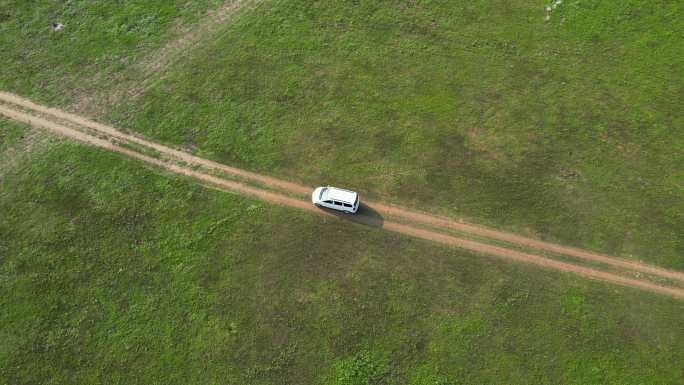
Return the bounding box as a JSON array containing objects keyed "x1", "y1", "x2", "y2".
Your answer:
[{"x1": 317, "y1": 203, "x2": 384, "y2": 228}]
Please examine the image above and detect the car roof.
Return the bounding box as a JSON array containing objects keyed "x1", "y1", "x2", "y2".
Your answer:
[{"x1": 323, "y1": 186, "x2": 357, "y2": 204}]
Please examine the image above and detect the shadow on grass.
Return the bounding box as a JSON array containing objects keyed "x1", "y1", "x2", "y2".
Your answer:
[{"x1": 317, "y1": 203, "x2": 384, "y2": 228}]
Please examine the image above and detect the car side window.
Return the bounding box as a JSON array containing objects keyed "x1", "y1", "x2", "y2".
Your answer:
[
  {"x1": 333, "y1": 201, "x2": 343, "y2": 206},
  {"x1": 343, "y1": 203, "x2": 352, "y2": 207},
  {"x1": 324, "y1": 200, "x2": 333, "y2": 204}
]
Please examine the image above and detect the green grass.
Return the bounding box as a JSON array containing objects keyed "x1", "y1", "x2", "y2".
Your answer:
[
  {"x1": 110, "y1": 0, "x2": 684, "y2": 269},
  {"x1": 1, "y1": 1, "x2": 683, "y2": 384},
  {"x1": 0, "y1": 0, "x2": 221, "y2": 106},
  {"x1": 0, "y1": 117, "x2": 25, "y2": 152},
  {"x1": 2, "y1": 122, "x2": 683, "y2": 384}
]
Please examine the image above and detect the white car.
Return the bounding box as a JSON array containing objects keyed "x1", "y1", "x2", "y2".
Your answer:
[{"x1": 312, "y1": 186, "x2": 360, "y2": 214}]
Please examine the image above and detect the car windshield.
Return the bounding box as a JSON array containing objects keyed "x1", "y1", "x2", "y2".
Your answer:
[{"x1": 319, "y1": 188, "x2": 327, "y2": 200}]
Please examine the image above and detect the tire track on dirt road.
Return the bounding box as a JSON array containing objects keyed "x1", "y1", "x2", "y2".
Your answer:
[
  {"x1": 1, "y1": 91, "x2": 682, "y2": 285},
  {"x1": 1, "y1": 102, "x2": 684, "y2": 299}
]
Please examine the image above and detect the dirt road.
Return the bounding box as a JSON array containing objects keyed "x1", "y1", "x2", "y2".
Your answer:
[
  {"x1": 2, "y1": 91, "x2": 683, "y2": 285},
  {"x1": 1, "y1": 94, "x2": 683, "y2": 299}
]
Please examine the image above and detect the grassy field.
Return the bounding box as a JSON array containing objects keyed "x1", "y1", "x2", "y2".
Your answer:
[
  {"x1": 2, "y1": 0, "x2": 683, "y2": 384},
  {"x1": 0, "y1": 0, "x2": 221, "y2": 106},
  {"x1": 2, "y1": 120, "x2": 684, "y2": 384},
  {"x1": 109, "y1": 0, "x2": 684, "y2": 269}
]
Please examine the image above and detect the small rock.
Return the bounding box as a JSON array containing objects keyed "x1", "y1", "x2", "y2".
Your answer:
[{"x1": 50, "y1": 23, "x2": 64, "y2": 31}]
